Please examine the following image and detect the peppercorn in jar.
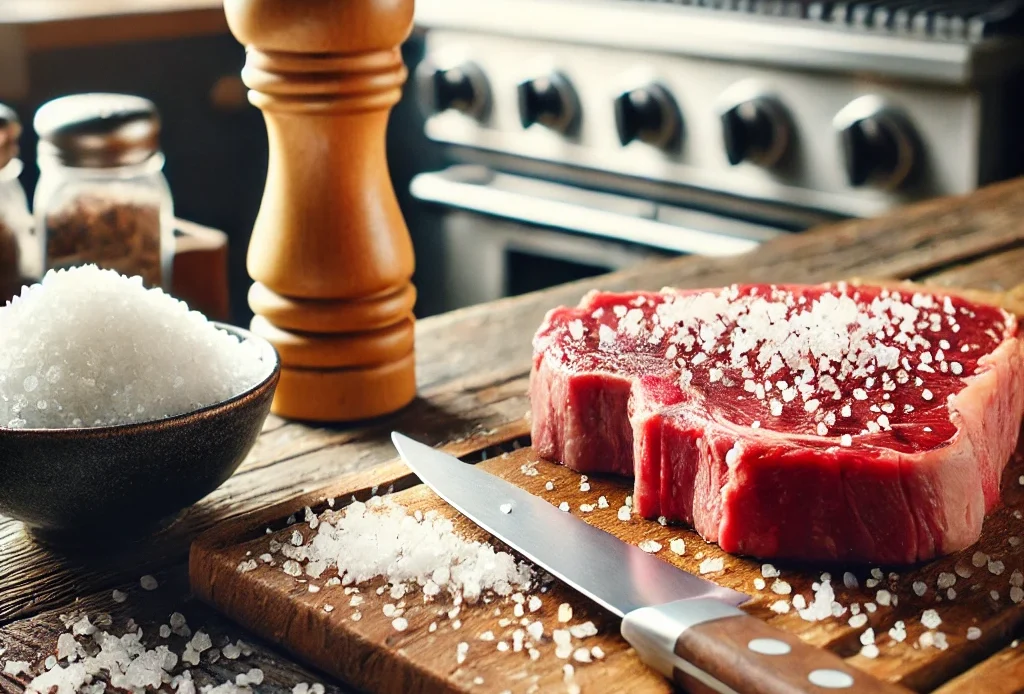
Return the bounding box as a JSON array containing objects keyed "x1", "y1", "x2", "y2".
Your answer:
[
  {"x1": 32, "y1": 93, "x2": 174, "y2": 290},
  {"x1": 0, "y1": 103, "x2": 33, "y2": 304}
]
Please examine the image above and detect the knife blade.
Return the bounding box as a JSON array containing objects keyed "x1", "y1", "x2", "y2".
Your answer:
[{"x1": 391, "y1": 433, "x2": 910, "y2": 694}]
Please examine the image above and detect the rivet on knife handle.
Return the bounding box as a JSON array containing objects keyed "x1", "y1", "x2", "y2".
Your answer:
[{"x1": 621, "y1": 598, "x2": 911, "y2": 694}]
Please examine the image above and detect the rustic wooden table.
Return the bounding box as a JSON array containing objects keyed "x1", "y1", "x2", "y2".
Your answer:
[{"x1": 4, "y1": 177, "x2": 1024, "y2": 694}]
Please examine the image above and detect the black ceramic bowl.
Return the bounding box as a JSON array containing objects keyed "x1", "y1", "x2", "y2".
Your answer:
[{"x1": 0, "y1": 322, "x2": 280, "y2": 546}]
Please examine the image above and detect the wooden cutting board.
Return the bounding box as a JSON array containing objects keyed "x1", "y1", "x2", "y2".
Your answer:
[
  {"x1": 189, "y1": 283, "x2": 1024, "y2": 694},
  {"x1": 190, "y1": 427, "x2": 1024, "y2": 694}
]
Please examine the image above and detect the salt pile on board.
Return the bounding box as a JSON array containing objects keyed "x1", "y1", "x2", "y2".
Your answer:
[
  {"x1": 279, "y1": 496, "x2": 533, "y2": 602},
  {"x1": 0, "y1": 265, "x2": 272, "y2": 429}
]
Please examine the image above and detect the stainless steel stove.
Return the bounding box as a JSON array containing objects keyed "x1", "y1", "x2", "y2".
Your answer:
[{"x1": 408, "y1": 0, "x2": 1024, "y2": 314}]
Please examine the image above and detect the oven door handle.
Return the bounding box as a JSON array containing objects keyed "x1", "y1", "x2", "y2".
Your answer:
[{"x1": 410, "y1": 171, "x2": 771, "y2": 257}]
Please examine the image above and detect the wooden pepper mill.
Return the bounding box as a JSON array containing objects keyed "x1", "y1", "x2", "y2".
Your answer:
[{"x1": 223, "y1": 0, "x2": 418, "y2": 422}]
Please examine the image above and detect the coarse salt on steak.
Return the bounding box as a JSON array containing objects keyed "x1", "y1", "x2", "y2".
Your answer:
[{"x1": 529, "y1": 283, "x2": 1024, "y2": 564}]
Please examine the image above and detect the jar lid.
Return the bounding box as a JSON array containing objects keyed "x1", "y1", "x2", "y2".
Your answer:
[
  {"x1": 0, "y1": 103, "x2": 20, "y2": 170},
  {"x1": 34, "y1": 93, "x2": 161, "y2": 168}
]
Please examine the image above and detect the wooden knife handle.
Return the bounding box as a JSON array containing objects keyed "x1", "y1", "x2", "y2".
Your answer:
[{"x1": 620, "y1": 599, "x2": 910, "y2": 694}]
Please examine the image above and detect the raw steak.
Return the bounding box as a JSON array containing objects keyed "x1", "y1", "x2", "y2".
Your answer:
[{"x1": 529, "y1": 283, "x2": 1024, "y2": 564}]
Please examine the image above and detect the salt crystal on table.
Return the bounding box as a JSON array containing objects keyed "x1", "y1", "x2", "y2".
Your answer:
[
  {"x1": 71, "y1": 616, "x2": 96, "y2": 636},
  {"x1": 0, "y1": 266, "x2": 272, "y2": 429},
  {"x1": 967, "y1": 626, "x2": 982, "y2": 640},
  {"x1": 112, "y1": 589, "x2": 128, "y2": 603},
  {"x1": 4, "y1": 661, "x2": 29, "y2": 676}
]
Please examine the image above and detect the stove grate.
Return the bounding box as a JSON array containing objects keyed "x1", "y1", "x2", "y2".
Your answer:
[{"x1": 621, "y1": 0, "x2": 1024, "y2": 40}]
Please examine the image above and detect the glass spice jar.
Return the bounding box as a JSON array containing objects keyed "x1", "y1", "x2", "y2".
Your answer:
[
  {"x1": 32, "y1": 93, "x2": 174, "y2": 291},
  {"x1": 0, "y1": 103, "x2": 33, "y2": 303}
]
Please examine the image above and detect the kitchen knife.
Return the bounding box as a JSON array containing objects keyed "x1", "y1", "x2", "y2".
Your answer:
[{"x1": 391, "y1": 433, "x2": 909, "y2": 694}]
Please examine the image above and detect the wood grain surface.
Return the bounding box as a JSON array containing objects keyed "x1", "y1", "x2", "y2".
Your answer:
[{"x1": 5, "y1": 177, "x2": 1024, "y2": 694}]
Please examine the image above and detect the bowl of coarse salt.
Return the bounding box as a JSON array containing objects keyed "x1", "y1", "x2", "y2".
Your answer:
[{"x1": 0, "y1": 265, "x2": 280, "y2": 545}]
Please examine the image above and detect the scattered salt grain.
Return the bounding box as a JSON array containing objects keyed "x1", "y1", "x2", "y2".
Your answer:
[
  {"x1": 699, "y1": 558, "x2": 725, "y2": 575},
  {"x1": 558, "y1": 603, "x2": 573, "y2": 623},
  {"x1": 967, "y1": 627, "x2": 982, "y2": 641},
  {"x1": 569, "y1": 621, "x2": 597, "y2": 639},
  {"x1": 3, "y1": 661, "x2": 30, "y2": 676},
  {"x1": 937, "y1": 573, "x2": 956, "y2": 590},
  {"x1": 545, "y1": 481, "x2": 554, "y2": 491},
  {"x1": 638, "y1": 539, "x2": 662, "y2": 554},
  {"x1": 558, "y1": 502, "x2": 570, "y2": 512},
  {"x1": 972, "y1": 551, "x2": 989, "y2": 567},
  {"x1": 843, "y1": 572, "x2": 858, "y2": 589},
  {"x1": 989, "y1": 559, "x2": 1006, "y2": 576},
  {"x1": 222, "y1": 643, "x2": 242, "y2": 660},
  {"x1": 591, "y1": 646, "x2": 605, "y2": 659},
  {"x1": 798, "y1": 578, "x2": 837, "y2": 622},
  {"x1": 889, "y1": 621, "x2": 907, "y2": 643},
  {"x1": 669, "y1": 538, "x2": 685, "y2": 555},
  {"x1": 848, "y1": 614, "x2": 868, "y2": 628},
  {"x1": 140, "y1": 575, "x2": 159, "y2": 591},
  {"x1": 528, "y1": 595, "x2": 542, "y2": 612},
  {"x1": 791, "y1": 595, "x2": 807, "y2": 610},
  {"x1": 761, "y1": 564, "x2": 780, "y2": 578},
  {"x1": 392, "y1": 617, "x2": 408, "y2": 632},
  {"x1": 236, "y1": 560, "x2": 258, "y2": 574},
  {"x1": 1012, "y1": 586, "x2": 1024, "y2": 604},
  {"x1": 770, "y1": 600, "x2": 790, "y2": 614},
  {"x1": 112, "y1": 589, "x2": 128, "y2": 603},
  {"x1": 876, "y1": 590, "x2": 892, "y2": 607},
  {"x1": 572, "y1": 648, "x2": 592, "y2": 663},
  {"x1": 617, "y1": 506, "x2": 631, "y2": 521},
  {"x1": 921, "y1": 609, "x2": 942, "y2": 629},
  {"x1": 0, "y1": 266, "x2": 272, "y2": 429},
  {"x1": 860, "y1": 644, "x2": 879, "y2": 659},
  {"x1": 499, "y1": 503, "x2": 512, "y2": 514}
]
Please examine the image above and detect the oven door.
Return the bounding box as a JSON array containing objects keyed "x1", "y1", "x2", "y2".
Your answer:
[{"x1": 409, "y1": 165, "x2": 787, "y2": 315}]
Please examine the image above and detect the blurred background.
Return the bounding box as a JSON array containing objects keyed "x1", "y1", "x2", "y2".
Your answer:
[{"x1": 2, "y1": 0, "x2": 1023, "y2": 326}]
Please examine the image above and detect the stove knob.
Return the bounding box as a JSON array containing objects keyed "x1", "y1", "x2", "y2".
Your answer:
[
  {"x1": 416, "y1": 59, "x2": 490, "y2": 120},
  {"x1": 614, "y1": 82, "x2": 682, "y2": 150},
  {"x1": 834, "y1": 96, "x2": 917, "y2": 190},
  {"x1": 718, "y1": 95, "x2": 790, "y2": 168},
  {"x1": 517, "y1": 72, "x2": 579, "y2": 134}
]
